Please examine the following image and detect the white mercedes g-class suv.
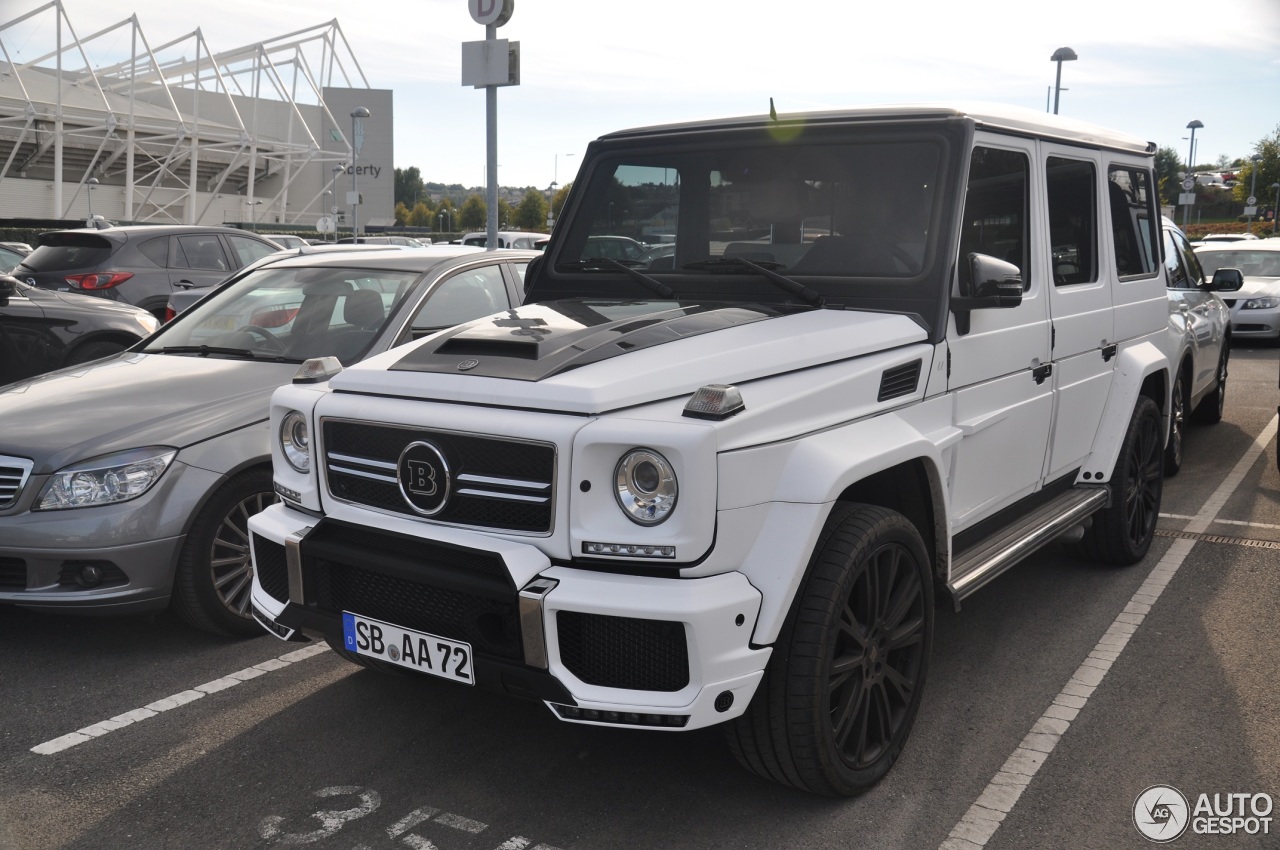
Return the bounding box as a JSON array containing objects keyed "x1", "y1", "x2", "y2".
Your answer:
[{"x1": 249, "y1": 104, "x2": 1173, "y2": 797}]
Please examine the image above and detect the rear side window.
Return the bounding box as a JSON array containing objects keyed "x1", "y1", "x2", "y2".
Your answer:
[
  {"x1": 1046, "y1": 157, "x2": 1098, "y2": 286},
  {"x1": 1107, "y1": 166, "x2": 1158, "y2": 279},
  {"x1": 175, "y1": 235, "x2": 229, "y2": 271},
  {"x1": 410, "y1": 265, "x2": 509, "y2": 335},
  {"x1": 137, "y1": 236, "x2": 169, "y2": 267},
  {"x1": 226, "y1": 234, "x2": 279, "y2": 267},
  {"x1": 21, "y1": 234, "x2": 114, "y2": 272}
]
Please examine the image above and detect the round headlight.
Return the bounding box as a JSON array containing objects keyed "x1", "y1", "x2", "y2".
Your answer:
[
  {"x1": 280, "y1": 411, "x2": 310, "y2": 473},
  {"x1": 614, "y1": 448, "x2": 677, "y2": 525}
]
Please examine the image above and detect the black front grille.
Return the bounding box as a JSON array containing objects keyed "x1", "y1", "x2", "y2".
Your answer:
[
  {"x1": 253, "y1": 535, "x2": 289, "y2": 604},
  {"x1": 557, "y1": 612, "x2": 690, "y2": 692},
  {"x1": 0, "y1": 557, "x2": 26, "y2": 590},
  {"x1": 0, "y1": 456, "x2": 33, "y2": 509},
  {"x1": 323, "y1": 420, "x2": 556, "y2": 533},
  {"x1": 303, "y1": 521, "x2": 523, "y2": 662}
]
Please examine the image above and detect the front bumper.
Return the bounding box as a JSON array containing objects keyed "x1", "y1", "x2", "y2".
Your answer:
[
  {"x1": 1227, "y1": 304, "x2": 1280, "y2": 338},
  {"x1": 248, "y1": 502, "x2": 769, "y2": 730},
  {"x1": 0, "y1": 461, "x2": 220, "y2": 615}
]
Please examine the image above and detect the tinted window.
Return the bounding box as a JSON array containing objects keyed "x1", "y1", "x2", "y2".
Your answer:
[
  {"x1": 1196, "y1": 250, "x2": 1280, "y2": 277},
  {"x1": 137, "y1": 236, "x2": 169, "y2": 267},
  {"x1": 20, "y1": 234, "x2": 114, "y2": 272},
  {"x1": 1107, "y1": 166, "x2": 1158, "y2": 279},
  {"x1": 1046, "y1": 157, "x2": 1098, "y2": 286},
  {"x1": 226, "y1": 234, "x2": 279, "y2": 267},
  {"x1": 1162, "y1": 229, "x2": 1191, "y2": 289},
  {"x1": 959, "y1": 147, "x2": 1030, "y2": 292},
  {"x1": 175, "y1": 235, "x2": 229, "y2": 271},
  {"x1": 411, "y1": 265, "x2": 509, "y2": 334}
]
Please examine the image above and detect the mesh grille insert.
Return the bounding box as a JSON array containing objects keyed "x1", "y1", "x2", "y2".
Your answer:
[{"x1": 557, "y1": 611, "x2": 690, "y2": 692}]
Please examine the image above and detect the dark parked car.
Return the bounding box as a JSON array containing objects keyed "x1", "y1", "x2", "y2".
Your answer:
[
  {"x1": 0, "y1": 273, "x2": 159, "y2": 386},
  {"x1": 0, "y1": 246, "x2": 536, "y2": 636},
  {"x1": 15, "y1": 225, "x2": 282, "y2": 321}
]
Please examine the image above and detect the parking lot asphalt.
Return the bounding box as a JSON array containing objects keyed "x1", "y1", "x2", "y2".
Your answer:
[{"x1": 0, "y1": 347, "x2": 1276, "y2": 850}]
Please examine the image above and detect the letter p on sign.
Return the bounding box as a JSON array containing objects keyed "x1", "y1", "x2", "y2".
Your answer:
[{"x1": 469, "y1": 0, "x2": 514, "y2": 26}]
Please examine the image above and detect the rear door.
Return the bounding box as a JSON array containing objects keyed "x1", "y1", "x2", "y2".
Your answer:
[
  {"x1": 1164, "y1": 225, "x2": 1226, "y2": 395},
  {"x1": 169, "y1": 233, "x2": 233, "y2": 291}
]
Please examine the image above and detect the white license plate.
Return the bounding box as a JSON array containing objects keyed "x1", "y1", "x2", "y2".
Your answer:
[{"x1": 341, "y1": 612, "x2": 473, "y2": 685}]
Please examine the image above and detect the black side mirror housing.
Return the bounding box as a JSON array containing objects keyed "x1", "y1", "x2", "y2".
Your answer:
[
  {"x1": 1206, "y1": 267, "x2": 1244, "y2": 292},
  {"x1": 951, "y1": 253, "x2": 1023, "y2": 334},
  {"x1": 0, "y1": 276, "x2": 15, "y2": 303}
]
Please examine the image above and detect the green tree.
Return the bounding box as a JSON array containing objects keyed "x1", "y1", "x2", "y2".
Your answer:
[
  {"x1": 407, "y1": 201, "x2": 435, "y2": 228},
  {"x1": 394, "y1": 201, "x2": 410, "y2": 226},
  {"x1": 1232, "y1": 124, "x2": 1280, "y2": 208},
  {"x1": 498, "y1": 199, "x2": 512, "y2": 228},
  {"x1": 436, "y1": 198, "x2": 458, "y2": 233},
  {"x1": 513, "y1": 188, "x2": 549, "y2": 231},
  {"x1": 551, "y1": 181, "x2": 572, "y2": 225},
  {"x1": 1154, "y1": 147, "x2": 1182, "y2": 206},
  {"x1": 459, "y1": 193, "x2": 487, "y2": 230},
  {"x1": 394, "y1": 166, "x2": 424, "y2": 207}
]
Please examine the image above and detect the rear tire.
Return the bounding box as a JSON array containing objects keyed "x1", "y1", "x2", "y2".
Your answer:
[
  {"x1": 171, "y1": 468, "x2": 277, "y2": 636},
  {"x1": 1074, "y1": 396, "x2": 1163, "y2": 565},
  {"x1": 1163, "y1": 369, "x2": 1187, "y2": 476},
  {"x1": 1192, "y1": 342, "x2": 1228, "y2": 424},
  {"x1": 725, "y1": 503, "x2": 933, "y2": 796}
]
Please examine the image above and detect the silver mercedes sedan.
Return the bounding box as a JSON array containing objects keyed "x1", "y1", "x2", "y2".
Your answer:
[{"x1": 0, "y1": 246, "x2": 536, "y2": 635}]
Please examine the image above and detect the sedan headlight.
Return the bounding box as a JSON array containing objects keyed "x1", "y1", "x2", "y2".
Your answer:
[
  {"x1": 36, "y1": 447, "x2": 177, "y2": 510},
  {"x1": 1242, "y1": 296, "x2": 1279, "y2": 310},
  {"x1": 280, "y1": 411, "x2": 311, "y2": 473},
  {"x1": 614, "y1": 448, "x2": 678, "y2": 525}
]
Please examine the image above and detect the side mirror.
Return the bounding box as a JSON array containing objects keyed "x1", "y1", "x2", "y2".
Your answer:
[
  {"x1": 1206, "y1": 267, "x2": 1244, "y2": 292},
  {"x1": 951, "y1": 253, "x2": 1023, "y2": 334},
  {"x1": 0, "y1": 276, "x2": 14, "y2": 303}
]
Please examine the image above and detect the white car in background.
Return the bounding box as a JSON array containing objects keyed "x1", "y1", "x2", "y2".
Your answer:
[
  {"x1": 1193, "y1": 240, "x2": 1280, "y2": 341},
  {"x1": 1159, "y1": 219, "x2": 1241, "y2": 474}
]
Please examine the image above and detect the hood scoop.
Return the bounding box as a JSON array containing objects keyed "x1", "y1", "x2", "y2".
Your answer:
[{"x1": 392, "y1": 300, "x2": 802, "y2": 382}]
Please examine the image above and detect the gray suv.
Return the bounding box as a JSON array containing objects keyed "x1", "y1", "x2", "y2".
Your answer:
[{"x1": 15, "y1": 225, "x2": 282, "y2": 320}]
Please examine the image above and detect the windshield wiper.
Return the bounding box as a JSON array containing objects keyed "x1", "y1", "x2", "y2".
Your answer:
[
  {"x1": 147, "y1": 345, "x2": 304, "y2": 363},
  {"x1": 683, "y1": 257, "x2": 825, "y2": 308},
  {"x1": 557, "y1": 257, "x2": 676, "y2": 299}
]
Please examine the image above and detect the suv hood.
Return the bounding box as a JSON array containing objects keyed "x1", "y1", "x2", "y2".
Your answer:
[
  {"x1": 333, "y1": 300, "x2": 929, "y2": 415},
  {"x1": 0, "y1": 353, "x2": 296, "y2": 473}
]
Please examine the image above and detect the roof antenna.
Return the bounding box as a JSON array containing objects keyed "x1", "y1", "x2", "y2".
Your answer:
[{"x1": 769, "y1": 97, "x2": 777, "y2": 121}]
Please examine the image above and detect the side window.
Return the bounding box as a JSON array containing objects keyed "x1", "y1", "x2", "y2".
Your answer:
[
  {"x1": 410, "y1": 265, "x2": 510, "y2": 336},
  {"x1": 137, "y1": 236, "x2": 169, "y2": 267},
  {"x1": 1106, "y1": 166, "x2": 1159, "y2": 279},
  {"x1": 1162, "y1": 229, "x2": 1191, "y2": 289},
  {"x1": 1172, "y1": 230, "x2": 1207, "y2": 286},
  {"x1": 1046, "y1": 157, "x2": 1098, "y2": 286},
  {"x1": 226, "y1": 235, "x2": 279, "y2": 267},
  {"x1": 175, "y1": 235, "x2": 229, "y2": 271},
  {"x1": 958, "y1": 146, "x2": 1030, "y2": 292}
]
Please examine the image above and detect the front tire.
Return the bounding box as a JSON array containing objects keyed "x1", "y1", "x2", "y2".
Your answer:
[
  {"x1": 1075, "y1": 396, "x2": 1163, "y2": 565},
  {"x1": 1192, "y1": 342, "x2": 1229, "y2": 424},
  {"x1": 171, "y1": 468, "x2": 278, "y2": 636},
  {"x1": 1163, "y1": 368, "x2": 1187, "y2": 476},
  {"x1": 725, "y1": 504, "x2": 933, "y2": 796}
]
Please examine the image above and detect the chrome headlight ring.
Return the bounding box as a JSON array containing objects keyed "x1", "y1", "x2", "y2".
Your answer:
[{"x1": 614, "y1": 448, "x2": 678, "y2": 526}]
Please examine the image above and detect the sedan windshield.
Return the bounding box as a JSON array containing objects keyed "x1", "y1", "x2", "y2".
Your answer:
[
  {"x1": 1196, "y1": 250, "x2": 1280, "y2": 278},
  {"x1": 144, "y1": 265, "x2": 421, "y2": 364}
]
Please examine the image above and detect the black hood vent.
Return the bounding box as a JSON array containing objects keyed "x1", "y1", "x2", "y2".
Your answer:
[{"x1": 878, "y1": 360, "x2": 922, "y2": 402}]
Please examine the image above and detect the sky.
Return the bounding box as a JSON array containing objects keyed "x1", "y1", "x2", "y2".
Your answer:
[{"x1": 3, "y1": 0, "x2": 1280, "y2": 190}]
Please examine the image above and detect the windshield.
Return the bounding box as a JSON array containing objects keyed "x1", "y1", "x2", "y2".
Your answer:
[
  {"x1": 1196, "y1": 250, "x2": 1280, "y2": 278},
  {"x1": 144, "y1": 265, "x2": 421, "y2": 364},
  {"x1": 552, "y1": 137, "x2": 946, "y2": 280}
]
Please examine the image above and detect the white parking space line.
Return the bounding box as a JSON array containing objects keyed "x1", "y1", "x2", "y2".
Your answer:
[
  {"x1": 939, "y1": 414, "x2": 1279, "y2": 850},
  {"x1": 30, "y1": 643, "x2": 330, "y2": 756},
  {"x1": 1159, "y1": 513, "x2": 1280, "y2": 531}
]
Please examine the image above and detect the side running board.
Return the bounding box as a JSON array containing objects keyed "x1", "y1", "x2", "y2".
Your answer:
[{"x1": 948, "y1": 488, "x2": 1108, "y2": 604}]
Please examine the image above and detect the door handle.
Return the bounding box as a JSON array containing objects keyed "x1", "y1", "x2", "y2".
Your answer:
[
  {"x1": 1033, "y1": 364, "x2": 1053, "y2": 384},
  {"x1": 174, "y1": 280, "x2": 196, "y2": 289}
]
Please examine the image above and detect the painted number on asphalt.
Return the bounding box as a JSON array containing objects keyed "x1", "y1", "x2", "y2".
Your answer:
[{"x1": 259, "y1": 787, "x2": 562, "y2": 849}]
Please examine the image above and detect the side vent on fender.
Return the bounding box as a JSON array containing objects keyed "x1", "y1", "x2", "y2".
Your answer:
[{"x1": 878, "y1": 360, "x2": 922, "y2": 402}]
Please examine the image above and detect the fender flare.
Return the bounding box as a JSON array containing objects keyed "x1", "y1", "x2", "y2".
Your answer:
[{"x1": 1081, "y1": 339, "x2": 1169, "y2": 483}]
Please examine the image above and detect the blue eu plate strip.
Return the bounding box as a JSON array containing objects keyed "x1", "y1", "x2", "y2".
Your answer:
[{"x1": 342, "y1": 612, "x2": 357, "y2": 651}]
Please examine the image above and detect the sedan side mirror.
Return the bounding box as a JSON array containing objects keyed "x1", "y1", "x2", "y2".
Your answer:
[
  {"x1": 0, "y1": 275, "x2": 15, "y2": 303},
  {"x1": 1205, "y1": 267, "x2": 1244, "y2": 292}
]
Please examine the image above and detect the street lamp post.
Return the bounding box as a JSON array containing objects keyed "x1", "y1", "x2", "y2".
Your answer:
[
  {"x1": 350, "y1": 107, "x2": 370, "y2": 240},
  {"x1": 1050, "y1": 47, "x2": 1077, "y2": 115},
  {"x1": 1183, "y1": 120, "x2": 1203, "y2": 228},
  {"x1": 85, "y1": 177, "x2": 98, "y2": 227},
  {"x1": 549, "y1": 152, "x2": 575, "y2": 229},
  {"x1": 246, "y1": 199, "x2": 263, "y2": 232},
  {"x1": 1246, "y1": 154, "x2": 1262, "y2": 233},
  {"x1": 1271, "y1": 182, "x2": 1280, "y2": 235},
  {"x1": 330, "y1": 164, "x2": 344, "y2": 242}
]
